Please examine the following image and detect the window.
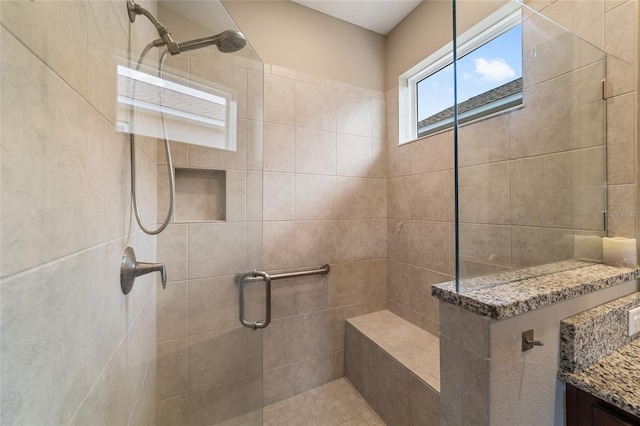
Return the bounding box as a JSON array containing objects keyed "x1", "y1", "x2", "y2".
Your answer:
[{"x1": 399, "y1": 4, "x2": 522, "y2": 143}]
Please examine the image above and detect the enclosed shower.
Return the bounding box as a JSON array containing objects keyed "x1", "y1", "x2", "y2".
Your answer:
[{"x1": 0, "y1": 0, "x2": 637, "y2": 425}]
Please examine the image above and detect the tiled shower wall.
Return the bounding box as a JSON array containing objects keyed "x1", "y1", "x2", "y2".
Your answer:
[
  {"x1": 1, "y1": 1, "x2": 158, "y2": 424},
  {"x1": 260, "y1": 65, "x2": 388, "y2": 406},
  {"x1": 385, "y1": 0, "x2": 638, "y2": 332}
]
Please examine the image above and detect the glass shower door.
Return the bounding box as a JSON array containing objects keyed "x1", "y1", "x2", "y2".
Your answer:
[{"x1": 145, "y1": 1, "x2": 265, "y2": 424}]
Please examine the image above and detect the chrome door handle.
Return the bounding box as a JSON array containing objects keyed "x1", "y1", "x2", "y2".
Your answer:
[{"x1": 235, "y1": 270, "x2": 271, "y2": 330}]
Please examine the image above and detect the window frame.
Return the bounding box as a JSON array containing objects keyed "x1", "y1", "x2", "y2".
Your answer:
[{"x1": 399, "y1": 3, "x2": 523, "y2": 144}]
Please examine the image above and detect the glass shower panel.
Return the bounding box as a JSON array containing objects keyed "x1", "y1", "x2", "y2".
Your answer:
[
  {"x1": 152, "y1": 1, "x2": 265, "y2": 425},
  {"x1": 454, "y1": 0, "x2": 607, "y2": 292}
]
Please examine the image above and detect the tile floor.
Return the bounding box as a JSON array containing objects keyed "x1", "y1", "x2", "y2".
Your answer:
[{"x1": 263, "y1": 378, "x2": 385, "y2": 426}]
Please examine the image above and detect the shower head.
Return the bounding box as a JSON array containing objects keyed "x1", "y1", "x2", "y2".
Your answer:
[
  {"x1": 127, "y1": 1, "x2": 246, "y2": 55},
  {"x1": 177, "y1": 30, "x2": 247, "y2": 54}
]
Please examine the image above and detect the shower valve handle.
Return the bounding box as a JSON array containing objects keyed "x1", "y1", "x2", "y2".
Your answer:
[{"x1": 120, "y1": 246, "x2": 167, "y2": 295}]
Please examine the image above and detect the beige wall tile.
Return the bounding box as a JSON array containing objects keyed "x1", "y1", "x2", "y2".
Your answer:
[
  {"x1": 264, "y1": 123, "x2": 295, "y2": 172},
  {"x1": 458, "y1": 114, "x2": 509, "y2": 167},
  {"x1": 388, "y1": 259, "x2": 411, "y2": 307},
  {"x1": 157, "y1": 338, "x2": 187, "y2": 401},
  {"x1": 248, "y1": 69, "x2": 264, "y2": 122},
  {"x1": 85, "y1": 240, "x2": 128, "y2": 391},
  {"x1": 1, "y1": 254, "x2": 85, "y2": 425},
  {"x1": 293, "y1": 352, "x2": 341, "y2": 394},
  {"x1": 607, "y1": 54, "x2": 635, "y2": 97},
  {"x1": 190, "y1": 58, "x2": 249, "y2": 119},
  {"x1": 187, "y1": 275, "x2": 239, "y2": 335},
  {"x1": 329, "y1": 261, "x2": 377, "y2": 307},
  {"x1": 188, "y1": 328, "x2": 261, "y2": 391},
  {"x1": 263, "y1": 172, "x2": 294, "y2": 221},
  {"x1": 85, "y1": 112, "x2": 129, "y2": 247},
  {"x1": 409, "y1": 221, "x2": 451, "y2": 274},
  {"x1": 387, "y1": 220, "x2": 411, "y2": 263},
  {"x1": 293, "y1": 310, "x2": 337, "y2": 361},
  {"x1": 294, "y1": 221, "x2": 337, "y2": 266},
  {"x1": 410, "y1": 170, "x2": 453, "y2": 222},
  {"x1": 411, "y1": 131, "x2": 453, "y2": 175},
  {"x1": 247, "y1": 171, "x2": 263, "y2": 222},
  {"x1": 263, "y1": 221, "x2": 296, "y2": 270},
  {"x1": 264, "y1": 74, "x2": 295, "y2": 125},
  {"x1": 387, "y1": 139, "x2": 414, "y2": 178},
  {"x1": 84, "y1": 332, "x2": 131, "y2": 426},
  {"x1": 459, "y1": 162, "x2": 510, "y2": 225},
  {"x1": 188, "y1": 120, "x2": 248, "y2": 170},
  {"x1": 295, "y1": 81, "x2": 336, "y2": 131},
  {"x1": 1, "y1": 30, "x2": 87, "y2": 275},
  {"x1": 337, "y1": 133, "x2": 372, "y2": 177},
  {"x1": 459, "y1": 224, "x2": 512, "y2": 270},
  {"x1": 511, "y1": 227, "x2": 601, "y2": 268},
  {"x1": 607, "y1": 185, "x2": 636, "y2": 238},
  {"x1": 607, "y1": 93, "x2": 635, "y2": 184},
  {"x1": 510, "y1": 62, "x2": 605, "y2": 159},
  {"x1": 337, "y1": 90, "x2": 372, "y2": 137},
  {"x1": 295, "y1": 174, "x2": 337, "y2": 220},
  {"x1": 388, "y1": 177, "x2": 411, "y2": 220},
  {"x1": 336, "y1": 177, "x2": 373, "y2": 219},
  {"x1": 157, "y1": 281, "x2": 187, "y2": 342},
  {"x1": 335, "y1": 220, "x2": 374, "y2": 262},
  {"x1": 371, "y1": 178, "x2": 387, "y2": 220},
  {"x1": 542, "y1": 0, "x2": 604, "y2": 50},
  {"x1": 263, "y1": 317, "x2": 297, "y2": 370},
  {"x1": 156, "y1": 224, "x2": 188, "y2": 283},
  {"x1": 188, "y1": 223, "x2": 246, "y2": 279},
  {"x1": 370, "y1": 138, "x2": 387, "y2": 178},
  {"x1": 409, "y1": 266, "x2": 450, "y2": 322},
  {"x1": 188, "y1": 375, "x2": 262, "y2": 425},
  {"x1": 263, "y1": 364, "x2": 295, "y2": 406},
  {"x1": 295, "y1": 127, "x2": 337, "y2": 175},
  {"x1": 156, "y1": 395, "x2": 188, "y2": 426},
  {"x1": 1, "y1": 1, "x2": 88, "y2": 96},
  {"x1": 372, "y1": 98, "x2": 386, "y2": 139},
  {"x1": 372, "y1": 220, "x2": 388, "y2": 259},
  {"x1": 511, "y1": 148, "x2": 605, "y2": 230},
  {"x1": 605, "y1": 1, "x2": 636, "y2": 64},
  {"x1": 225, "y1": 170, "x2": 247, "y2": 222}
]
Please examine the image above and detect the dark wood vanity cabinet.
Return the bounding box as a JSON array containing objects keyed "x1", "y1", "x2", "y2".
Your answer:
[{"x1": 566, "y1": 384, "x2": 640, "y2": 426}]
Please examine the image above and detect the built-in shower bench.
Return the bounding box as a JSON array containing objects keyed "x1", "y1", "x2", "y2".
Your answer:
[{"x1": 345, "y1": 310, "x2": 440, "y2": 425}]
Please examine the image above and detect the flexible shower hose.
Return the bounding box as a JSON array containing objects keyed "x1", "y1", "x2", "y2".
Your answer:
[{"x1": 129, "y1": 42, "x2": 175, "y2": 235}]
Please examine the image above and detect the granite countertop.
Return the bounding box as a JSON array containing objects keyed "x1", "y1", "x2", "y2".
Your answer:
[
  {"x1": 431, "y1": 260, "x2": 640, "y2": 320},
  {"x1": 559, "y1": 338, "x2": 640, "y2": 418}
]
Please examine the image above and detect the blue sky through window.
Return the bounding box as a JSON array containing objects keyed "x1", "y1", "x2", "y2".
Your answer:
[{"x1": 416, "y1": 23, "x2": 522, "y2": 122}]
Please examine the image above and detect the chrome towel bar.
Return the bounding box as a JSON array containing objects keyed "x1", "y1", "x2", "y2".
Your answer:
[
  {"x1": 269, "y1": 264, "x2": 331, "y2": 281},
  {"x1": 235, "y1": 264, "x2": 330, "y2": 329}
]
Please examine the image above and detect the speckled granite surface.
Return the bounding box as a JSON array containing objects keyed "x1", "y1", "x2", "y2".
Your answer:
[
  {"x1": 432, "y1": 261, "x2": 640, "y2": 320},
  {"x1": 559, "y1": 339, "x2": 640, "y2": 418},
  {"x1": 560, "y1": 293, "x2": 640, "y2": 372}
]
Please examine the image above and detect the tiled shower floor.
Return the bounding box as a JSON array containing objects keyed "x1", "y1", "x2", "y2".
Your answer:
[{"x1": 263, "y1": 378, "x2": 385, "y2": 426}]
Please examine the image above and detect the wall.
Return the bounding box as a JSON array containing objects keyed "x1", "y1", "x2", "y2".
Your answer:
[
  {"x1": 153, "y1": 3, "x2": 390, "y2": 421},
  {"x1": 0, "y1": 0, "x2": 158, "y2": 424},
  {"x1": 384, "y1": 0, "x2": 637, "y2": 327},
  {"x1": 259, "y1": 64, "x2": 387, "y2": 406},
  {"x1": 222, "y1": 0, "x2": 386, "y2": 91}
]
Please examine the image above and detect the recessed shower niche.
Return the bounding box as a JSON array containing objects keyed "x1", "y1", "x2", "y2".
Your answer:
[{"x1": 174, "y1": 168, "x2": 227, "y2": 222}]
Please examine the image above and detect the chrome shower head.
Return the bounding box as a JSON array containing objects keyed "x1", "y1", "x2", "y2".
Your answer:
[{"x1": 177, "y1": 30, "x2": 247, "y2": 54}]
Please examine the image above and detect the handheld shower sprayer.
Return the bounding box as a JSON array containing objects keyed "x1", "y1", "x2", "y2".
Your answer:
[{"x1": 127, "y1": 0, "x2": 247, "y2": 236}]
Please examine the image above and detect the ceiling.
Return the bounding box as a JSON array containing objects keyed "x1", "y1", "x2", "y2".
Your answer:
[{"x1": 291, "y1": 0, "x2": 422, "y2": 35}]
